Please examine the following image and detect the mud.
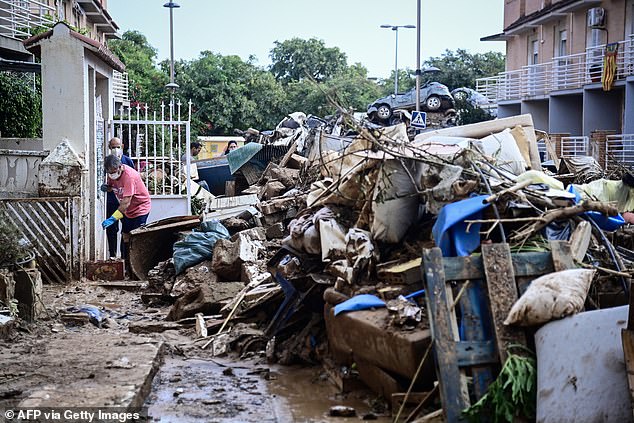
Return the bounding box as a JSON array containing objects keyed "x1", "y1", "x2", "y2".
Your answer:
[{"x1": 0, "y1": 282, "x2": 393, "y2": 422}]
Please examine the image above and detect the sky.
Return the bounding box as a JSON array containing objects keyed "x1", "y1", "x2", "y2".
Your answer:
[{"x1": 107, "y1": 0, "x2": 506, "y2": 79}]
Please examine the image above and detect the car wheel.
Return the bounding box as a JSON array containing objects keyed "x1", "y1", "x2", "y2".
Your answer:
[
  {"x1": 425, "y1": 95, "x2": 442, "y2": 111},
  {"x1": 376, "y1": 104, "x2": 392, "y2": 121},
  {"x1": 452, "y1": 91, "x2": 468, "y2": 101}
]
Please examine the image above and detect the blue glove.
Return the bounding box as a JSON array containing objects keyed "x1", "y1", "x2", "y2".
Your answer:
[
  {"x1": 100, "y1": 184, "x2": 110, "y2": 192},
  {"x1": 102, "y1": 216, "x2": 117, "y2": 229}
]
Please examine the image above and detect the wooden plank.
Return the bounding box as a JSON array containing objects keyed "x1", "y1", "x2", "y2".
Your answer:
[
  {"x1": 570, "y1": 221, "x2": 592, "y2": 263},
  {"x1": 622, "y1": 329, "x2": 634, "y2": 420},
  {"x1": 207, "y1": 194, "x2": 259, "y2": 210},
  {"x1": 224, "y1": 180, "x2": 236, "y2": 197},
  {"x1": 481, "y1": 243, "x2": 528, "y2": 363},
  {"x1": 457, "y1": 279, "x2": 495, "y2": 399},
  {"x1": 422, "y1": 248, "x2": 469, "y2": 422},
  {"x1": 550, "y1": 240, "x2": 576, "y2": 271},
  {"x1": 455, "y1": 340, "x2": 497, "y2": 366},
  {"x1": 627, "y1": 287, "x2": 634, "y2": 330},
  {"x1": 441, "y1": 252, "x2": 553, "y2": 281}
]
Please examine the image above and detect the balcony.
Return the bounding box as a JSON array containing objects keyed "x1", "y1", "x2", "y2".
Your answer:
[
  {"x1": 477, "y1": 35, "x2": 634, "y2": 103},
  {"x1": 112, "y1": 70, "x2": 129, "y2": 105},
  {"x1": 0, "y1": 0, "x2": 55, "y2": 40}
]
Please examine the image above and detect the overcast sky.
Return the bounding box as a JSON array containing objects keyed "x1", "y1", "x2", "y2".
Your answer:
[{"x1": 107, "y1": 0, "x2": 505, "y2": 79}]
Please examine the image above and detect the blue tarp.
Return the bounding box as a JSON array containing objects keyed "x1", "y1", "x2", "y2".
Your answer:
[
  {"x1": 567, "y1": 185, "x2": 625, "y2": 231},
  {"x1": 432, "y1": 195, "x2": 491, "y2": 257},
  {"x1": 173, "y1": 220, "x2": 230, "y2": 275}
]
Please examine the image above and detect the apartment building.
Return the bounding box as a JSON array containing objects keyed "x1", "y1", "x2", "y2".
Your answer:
[
  {"x1": 0, "y1": 0, "x2": 127, "y2": 103},
  {"x1": 477, "y1": 0, "x2": 634, "y2": 167}
]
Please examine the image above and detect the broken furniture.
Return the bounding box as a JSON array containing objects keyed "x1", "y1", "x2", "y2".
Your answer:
[{"x1": 421, "y1": 241, "x2": 574, "y2": 422}]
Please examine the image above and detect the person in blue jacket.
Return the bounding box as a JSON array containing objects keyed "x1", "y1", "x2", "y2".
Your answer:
[{"x1": 102, "y1": 137, "x2": 135, "y2": 258}]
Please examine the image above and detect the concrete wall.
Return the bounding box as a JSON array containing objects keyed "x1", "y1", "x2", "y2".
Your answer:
[
  {"x1": 526, "y1": 0, "x2": 542, "y2": 15},
  {"x1": 39, "y1": 23, "x2": 117, "y2": 266},
  {"x1": 549, "y1": 94, "x2": 583, "y2": 135},
  {"x1": 498, "y1": 102, "x2": 522, "y2": 118},
  {"x1": 505, "y1": 0, "x2": 523, "y2": 29},
  {"x1": 40, "y1": 26, "x2": 87, "y2": 156},
  {"x1": 521, "y1": 100, "x2": 550, "y2": 132},
  {"x1": 583, "y1": 87, "x2": 624, "y2": 135}
]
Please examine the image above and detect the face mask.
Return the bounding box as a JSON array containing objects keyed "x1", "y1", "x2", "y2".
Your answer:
[
  {"x1": 110, "y1": 147, "x2": 123, "y2": 158},
  {"x1": 108, "y1": 169, "x2": 122, "y2": 180}
]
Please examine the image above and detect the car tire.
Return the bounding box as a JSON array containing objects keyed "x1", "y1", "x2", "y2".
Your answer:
[
  {"x1": 452, "y1": 90, "x2": 467, "y2": 101},
  {"x1": 425, "y1": 95, "x2": 442, "y2": 111},
  {"x1": 376, "y1": 104, "x2": 392, "y2": 121}
]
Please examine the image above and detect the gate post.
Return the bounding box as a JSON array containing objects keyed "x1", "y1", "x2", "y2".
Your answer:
[{"x1": 24, "y1": 22, "x2": 126, "y2": 275}]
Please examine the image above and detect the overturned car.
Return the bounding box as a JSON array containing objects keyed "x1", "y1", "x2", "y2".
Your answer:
[{"x1": 367, "y1": 81, "x2": 454, "y2": 122}]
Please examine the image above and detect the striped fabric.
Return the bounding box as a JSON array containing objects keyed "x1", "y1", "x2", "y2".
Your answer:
[{"x1": 602, "y1": 43, "x2": 619, "y2": 91}]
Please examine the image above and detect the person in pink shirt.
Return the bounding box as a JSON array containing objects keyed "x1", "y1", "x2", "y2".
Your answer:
[{"x1": 101, "y1": 154, "x2": 151, "y2": 267}]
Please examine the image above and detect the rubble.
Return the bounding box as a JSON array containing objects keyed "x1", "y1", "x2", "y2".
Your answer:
[{"x1": 29, "y1": 108, "x2": 634, "y2": 420}]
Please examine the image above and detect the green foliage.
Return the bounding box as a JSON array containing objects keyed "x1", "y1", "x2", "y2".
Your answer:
[
  {"x1": 463, "y1": 350, "x2": 537, "y2": 423},
  {"x1": 269, "y1": 38, "x2": 348, "y2": 83},
  {"x1": 0, "y1": 219, "x2": 31, "y2": 268},
  {"x1": 424, "y1": 49, "x2": 505, "y2": 90},
  {"x1": 285, "y1": 63, "x2": 382, "y2": 116},
  {"x1": 454, "y1": 98, "x2": 495, "y2": 125},
  {"x1": 377, "y1": 68, "x2": 416, "y2": 95},
  {"x1": 0, "y1": 73, "x2": 41, "y2": 138},
  {"x1": 108, "y1": 31, "x2": 168, "y2": 109},
  {"x1": 175, "y1": 51, "x2": 288, "y2": 135}
]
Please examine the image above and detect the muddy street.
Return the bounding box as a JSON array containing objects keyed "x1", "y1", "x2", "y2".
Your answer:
[{"x1": 0, "y1": 282, "x2": 391, "y2": 422}]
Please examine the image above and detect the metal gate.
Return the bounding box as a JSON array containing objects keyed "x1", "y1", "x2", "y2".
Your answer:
[
  {"x1": 108, "y1": 100, "x2": 191, "y2": 217},
  {"x1": 0, "y1": 197, "x2": 79, "y2": 284}
]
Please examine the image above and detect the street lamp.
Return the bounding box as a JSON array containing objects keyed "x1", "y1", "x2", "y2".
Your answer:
[
  {"x1": 380, "y1": 24, "x2": 415, "y2": 95},
  {"x1": 163, "y1": 2, "x2": 180, "y2": 97}
]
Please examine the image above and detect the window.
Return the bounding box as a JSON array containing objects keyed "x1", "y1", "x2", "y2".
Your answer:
[
  {"x1": 529, "y1": 39, "x2": 539, "y2": 65},
  {"x1": 558, "y1": 29, "x2": 567, "y2": 57},
  {"x1": 56, "y1": 0, "x2": 65, "y2": 21}
]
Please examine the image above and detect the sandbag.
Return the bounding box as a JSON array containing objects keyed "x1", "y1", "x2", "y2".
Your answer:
[
  {"x1": 504, "y1": 268, "x2": 596, "y2": 326},
  {"x1": 173, "y1": 220, "x2": 230, "y2": 275}
]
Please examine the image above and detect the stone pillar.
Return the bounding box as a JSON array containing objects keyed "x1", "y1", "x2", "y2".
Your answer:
[{"x1": 30, "y1": 23, "x2": 119, "y2": 266}]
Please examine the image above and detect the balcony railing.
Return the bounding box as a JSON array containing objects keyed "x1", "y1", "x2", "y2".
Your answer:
[
  {"x1": 112, "y1": 70, "x2": 129, "y2": 105},
  {"x1": 604, "y1": 134, "x2": 634, "y2": 171},
  {"x1": 0, "y1": 0, "x2": 55, "y2": 40},
  {"x1": 476, "y1": 34, "x2": 634, "y2": 103}
]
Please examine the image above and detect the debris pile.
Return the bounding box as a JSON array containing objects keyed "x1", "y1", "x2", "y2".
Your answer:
[{"x1": 134, "y1": 112, "x2": 634, "y2": 421}]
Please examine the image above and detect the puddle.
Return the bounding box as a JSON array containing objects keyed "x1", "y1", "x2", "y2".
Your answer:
[
  {"x1": 268, "y1": 365, "x2": 391, "y2": 422},
  {"x1": 145, "y1": 357, "x2": 276, "y2": 422},
  {"x1": 145, "y1": 357, "x2": 391, "y2": 423}
]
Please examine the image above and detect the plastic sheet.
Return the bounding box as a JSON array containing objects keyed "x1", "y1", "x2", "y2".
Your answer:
[
  {"x1": 432, "y1": 194, "x2": 490, "y2": 257},
  {"x1": 173, "y1": 220, "x2": 230, "y2": 275},
  {"x1": 333, "y1": 294, "x2": 385, "y2": 316}
]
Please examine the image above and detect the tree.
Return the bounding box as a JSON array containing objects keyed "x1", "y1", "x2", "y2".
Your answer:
[
  {"x1": 176, "y1": 52, "x2": 288, "y2": 135},
  {"x1": 285, "y1": 63, "x2": 382, "y2": 116},
  {"x1": 424, "y1": 49, "x2": 505, "y2": 90},
  {"x1": 377, "y1": 68, "x2": 416, "y2": 95},
  {"x1": 269, "y1": 38, "x2": 348, "y2": 83},
  {"x1": 108, "y1": 31, "x2": 168, "y2": 109},
  {"x1": 0, "y1": 72, "x2": 41, "y2": 138}
]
